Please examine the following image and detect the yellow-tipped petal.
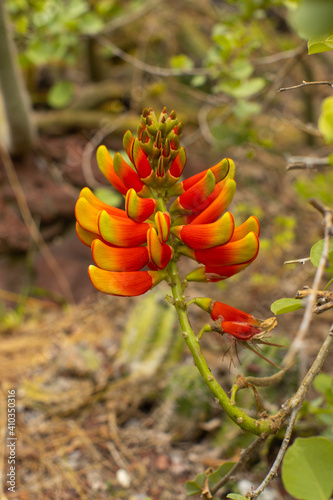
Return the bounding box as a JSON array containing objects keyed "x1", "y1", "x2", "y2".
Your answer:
[
  {"x1": 98, "y1": 210, "x2": 150, "y2": 247},
  {"x1": 230, "y1": 216, "x2": 260, "y2": 241},
  {"x1": 125, "y1": 188, "x2": 156, "y2": 223},
  {"x1": 171, "y1": 212, "x2": 234, "y2": 249},
  {"x1": 91, "y1": 239, "x2": 149, "y2": 271},
  {"x1": 193, "y1": 232, "x2": 259, "y2": 267},
  {"x1": 88, "y1": 267, "x2": 166, "y2": 296}
]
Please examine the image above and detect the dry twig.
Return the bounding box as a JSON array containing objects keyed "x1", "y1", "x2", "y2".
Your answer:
[{"x1": 278, "y1": 80, "x2": 333, "y2": 92}]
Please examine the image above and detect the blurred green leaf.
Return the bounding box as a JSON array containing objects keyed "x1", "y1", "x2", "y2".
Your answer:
[
  {"x1": 271, "y1": 298, "x2": 303, "y2": 315},
  {"x1": 233, "y1": 100, "x2": 261, "y2": 119},
  {"x1": 170, "y1": 54, "x2": 194, "y2": 70},
  {"x1": 308, "y1": 34, "x2": 333, "y2": 54},
  {"x1": 310, "y1": 239, "x2": 333, "y2": 272},
  {"x1": 319, "y1": 96, "x2": 333, "y2": 143},
  {"x1": 47, "y1": 81, "x2": 74, "y2": 109},
  {"x1": 93, "y1": 187, "x2": 123, "y2": 208},
  {"x1": 282, "y1": 437, "x2": 333, "y2": 500},
  {"x1": 185, "y1": 472, "x2": 205, "y2": 496},
  {"x1": 227, "y1": 494, "x2": 247, "y2": 500},
  {"x1": 218, "y1": 77, "x2": 266, "y2": 98}
]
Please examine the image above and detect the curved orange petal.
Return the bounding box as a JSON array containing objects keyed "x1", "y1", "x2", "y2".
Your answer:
[
  {"x1": 169, "y1": 147, "x2": 187, "y2": 178},
  {"x1": 181, "y1": 158, "x2": 231, "y2": 191},
  {"x1": 147, "y1": 228, "x2": 173, "y2": 269},
  {"x1": 170, "y1": 170, "x2": 215, "y2": 213},
  {"x1": 189, "y1": 178, "x2": 236, "y2": 224},
  {"x1": 193, "y1": 232, "x2": 259, "y2": 266},
  {"x1": 186, "y1": 258, "x2": 256, "y2": 283},
  {"x1": 91, "y1": 239, "x2": 149, "y2": 271},
  {"x1": 172, "y1": 212, "x2": 234, "y2": 249},
  {"x1": 221, "y1": 321, "x2": 262, "y2": 340},
  {"x1": 132, "y1": 139, "x2": 152, "y2": 179},
  {"x1": 125, "y1": 188, "x2": 156, "y2": 223},
  {"x1": 75, "y1": 197, "x2": 100, "y2": 234},
  {"x1": 230, "y1": 216, "x2": 260, "y2": 241},
  {"x1": 211, "y1": 301, "x2": 260, "y2": 325},
  {"x1": 76, "y1": 222, "x2": 102, "y2": 247},
  {"x1": 155, "y1": 211, "x2": 170, "y2": 243},
  {"x1": 88, "y1": 267, "x2": 166, "y2": 296},
  {"x1": 79, "y1": 187, "x2": 127, "y2": 217},
  {"x1": 123, "y1": 130, "x2": 134, "y2": 162},
  {"x1": 98, "y1": 210, "x2": 150, "y2": 247},
  {"x1": 96, "y1": 146, "x2": 127, "y2": 195},
  {"x1": 113, "y1": 153, "x2": 145, "y2": 193}
]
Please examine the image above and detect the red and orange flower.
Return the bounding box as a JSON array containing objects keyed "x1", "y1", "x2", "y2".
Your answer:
[{"x1": 75, "y1": 107, "x2": 260, "y2": 296}]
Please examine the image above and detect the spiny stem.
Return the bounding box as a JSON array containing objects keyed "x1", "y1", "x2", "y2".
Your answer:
[{"x1": 166, "y1": 258, "x2": 275, "y2": 436}]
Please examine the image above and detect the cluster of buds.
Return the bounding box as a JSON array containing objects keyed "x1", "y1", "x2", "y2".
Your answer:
[{"x1": 75, "y1": 107, "x2": 260, "y2": 296}]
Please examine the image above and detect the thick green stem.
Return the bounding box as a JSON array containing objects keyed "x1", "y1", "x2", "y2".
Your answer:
[
  {"x1": 167, "y1": 258, "x2": 275, "y2": 436},
  {"x1": 0, "y1": 2, "x2": 36, "y2": 155}
]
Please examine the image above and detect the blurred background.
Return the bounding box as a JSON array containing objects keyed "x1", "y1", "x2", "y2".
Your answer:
[{"x1": 1, "y1": 1, "x2": 333, "y2": 499}]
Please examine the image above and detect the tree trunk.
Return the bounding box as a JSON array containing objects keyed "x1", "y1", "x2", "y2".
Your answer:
[{"x1": 0, "y1": 2, "x2": 36, "y2": 156}]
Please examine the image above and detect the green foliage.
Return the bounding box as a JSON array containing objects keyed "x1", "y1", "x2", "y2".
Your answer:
[
  {"x1": 308, "y1": 34, "x2": 333, "y2": 54},
  {"x1": 319, "y1": 97, "x2": 333, "y2": 143},
  {"x1": 295, "y1": 171, "x2": 333, "y2": 206},
  {"x1": 282, "y1": 437, "x2": 333, "y2": 500},
  {"x1": 310, "y1": 239, "x2": 333, "y2": 273},
  {"x1": 93, "y1": 186, "x2": 123, "y2": 208},
  {"x1": 47, "y1": 81, "x2": 74, "y2": 109},
  {"x1": 226, "y1": 495, "x2": 247, "y2": 500},
  {"x1": 271, "y1": 297, "x2": 303, "y2": 315},
  {"x1": 185, "y1": 462, "x2": 235, "y2": 497},
  {"x1": 169, "y1": 54, "x2": 194, "y2": 70}
]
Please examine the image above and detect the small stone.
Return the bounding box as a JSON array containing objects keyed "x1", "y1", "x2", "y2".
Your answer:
[{"x1": 116, "y1": 468, "x2": 131, "y2": 488}]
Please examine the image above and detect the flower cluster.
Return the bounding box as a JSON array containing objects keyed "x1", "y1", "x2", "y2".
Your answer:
[{"x1": 75, "y1": 107, "x2": 260, "y2": 296}]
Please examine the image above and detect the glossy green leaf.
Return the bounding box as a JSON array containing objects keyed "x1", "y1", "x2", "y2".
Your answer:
[
  {"x1": 271, "y1": 298, "x2": 303, "y2": 315},
  {"x1": 47, "y1": 81, "x2": 74, "y2": 109},
  {"x1": 310, "y1": 239, "x2": 333, "y2": 272},
  {"x1": 282, "y1": 437, "x2": 333, "y2": 500}
]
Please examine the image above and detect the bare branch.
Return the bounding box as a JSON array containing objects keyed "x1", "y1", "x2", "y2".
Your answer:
[
  {"x1": 278, "y1": 80, "x2": 333, "y2": 93},
  {"x1": 282, "y1": 199, "x2": 333, "y2": 369},
  {"x1": 286, "y1": 155, "x2": 331, "y2": 171},
  {"x1": 97, "y1": 36, "x2": 210, "y2": 77}
]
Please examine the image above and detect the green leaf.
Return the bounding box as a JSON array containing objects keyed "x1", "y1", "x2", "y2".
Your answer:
[
  {"x1": 233, "y1": 100, "x2": 261, "y2": 120},
  {"x1": 169, "y1": 54, "x2": 194, "y2": 70},
  {"x1": 271, "y1": 298, "x2": 303, "y2": 315},
  {"x1": 282, "y1": 437, "x2": 333, "y2": 500},
  {"x1": 319, "y1": 97, "x2": 333, "y2": 143},
  {"x1": 308, "y1": 34, "x2": 333, "y2": 54},
  {"x1": 314, "y1": 373, "x2": 333, "y2": 395},
  {"x1": 219, "y1": 77, "x2": 266, "y2": 98},
  {"x1": 310, "y1": 239, "x2": 333, "y2": 272},
  {"x1": 227, "y1": 494, "x2": 247, "y2": 500},
  {"x1": 185, "y1": 472, "x2": 205, "y2": 496},
  {"x1": 47, "y1": 81, "x2": 74, "y2": 109},
  {"x1": 208, "y1": 462, "x2": 235, "y2": 489},
  {"x1": 93, "y1": 187, "x2": 123, "y2": 208}
]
